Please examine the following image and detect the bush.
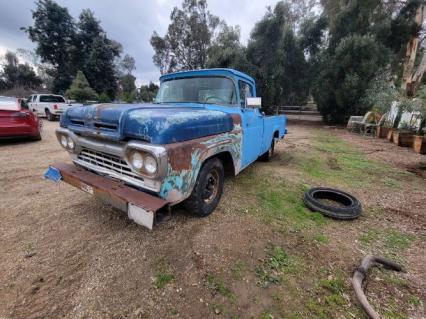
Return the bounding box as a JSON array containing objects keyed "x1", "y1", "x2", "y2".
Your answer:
[
  {"x1": 98, "y1": 92, "x2": 111, "y2": 103},
  {"x1": 66, "y1": 71, "x2": 98, "y2": 103},
  {"x1": 313, "y1": 35, "x2": 390, "y2": 123}
]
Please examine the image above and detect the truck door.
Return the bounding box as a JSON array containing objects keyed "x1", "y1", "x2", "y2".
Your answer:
[
  {"x1": 239, "y1": 81, "x2": 263, "y2": 167},
  {"x1": 30, "y1": 95, "x2": 40, "y2": 114}
]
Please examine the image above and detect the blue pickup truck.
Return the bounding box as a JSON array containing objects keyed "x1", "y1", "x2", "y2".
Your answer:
[{"x1": 46, "y1": 69, "x2": 287, "y2": 229}]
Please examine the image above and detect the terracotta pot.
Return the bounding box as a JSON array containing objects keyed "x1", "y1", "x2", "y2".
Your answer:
[
  {"x1": 387, "y1": 128, "x2": 395, "y2": 142},
  {"x1": 376, "y1": 126, "x2": 390, "y2": 138},
  {"x1": 393, "y1": 131, "x2": 414, "y2": 147},
  {"x1": 413, "y1": 135, "x2": 426, "y2": 154}
]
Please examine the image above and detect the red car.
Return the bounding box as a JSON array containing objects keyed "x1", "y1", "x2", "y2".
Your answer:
[{"x1": 0, "y1": 96, "x2": 42, "y2": 140}]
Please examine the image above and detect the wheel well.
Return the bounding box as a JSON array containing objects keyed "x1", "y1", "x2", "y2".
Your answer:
[
  {"x1": 209, "y1": 151, "x2": 235, "y2": 176},
  {"x1": 273, "y1": 130, "x2": 279, "y2": 138}
]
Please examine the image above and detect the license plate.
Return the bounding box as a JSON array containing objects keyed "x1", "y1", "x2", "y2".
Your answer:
[
  {"x1": 80, "y1": 182, "x2": 94, "y2": 195},
  {"x1": 44, "y1": 166, "x2": 62, "y2": 183}
]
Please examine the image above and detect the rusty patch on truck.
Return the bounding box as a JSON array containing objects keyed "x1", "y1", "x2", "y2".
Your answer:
[
  {"x1": 159, "y1": 114, "x2": 243, "y2": 203},
  {"x1": 52, "y1": 162, "x2": 169, "y2": 213}
]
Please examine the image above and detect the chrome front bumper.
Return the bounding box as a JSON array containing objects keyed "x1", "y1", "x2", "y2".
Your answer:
[
  {"x1": 56, "y1": 128, "x2": 167, "y2": 193},
  {"x1": 48, "y1": 163, "x2": 169, "y2": 229}
]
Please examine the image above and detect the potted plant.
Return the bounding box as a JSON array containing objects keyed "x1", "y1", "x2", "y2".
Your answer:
[
  {"x1": 386, "y1": 103, "x2": 402, "y2": 142},
  {"x1": 362, "y1": 73, "x2": 398, "y2": 138},
  {"x1": 390, "y1": 97, "x2": 422, "y2": 147},
  {"x1": 393, "y1": 121, "x2": 415, "y2": 147},
  {"x1": 413, "y1": 119, "x2": 426, "y2": 154}
]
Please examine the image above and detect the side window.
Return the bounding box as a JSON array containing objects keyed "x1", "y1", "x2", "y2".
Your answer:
[{"x1": 238, "y1": 81, "x2": 253, "y2": 107}]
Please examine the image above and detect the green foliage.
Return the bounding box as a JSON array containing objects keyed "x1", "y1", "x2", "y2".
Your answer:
[
  {"x1": 363, "y1": 72, "x2": 399, "y2": 115},
  {"x1": 150, "y1": 0, "x2": 220, "y2": 74},
  {"x1": 247, "y1": 4, "x2": 310, "y2": 111},
  {"x1": 154, "y1": 272, "x2": 175, "y2": 289},
  {"x1": 98, "y1": 92, "x2": 111, "y2": 103},
  {"x1": 0, "y1": 51, "x2": 42, "y2": 90},
  {"x1": 24, "y1": 0, "x2": 76, "y2": 93},
  {"x1": 260, "y1": 310, "x2": 274, "y2": 319},
  {"x1": 24, "y1": 1, "x2": 121, "y2": 96},
  {"x1": 119, "y1": 74, "x2": 136, "y2": 103},
  {"x1": 256, "y1": 244, "x2": 301, "y2": 287},
  {"x1": 207, "y1": 273, "x2": 236, "y2": 303},
  {"x1": 231, "y1": 261, "x2": 247, "y2": 280},
  {"x1": 385, "y1": 230, "x2": 415, "y2": 250},
  {"x1": 75, "y1": 9, "x2": 121, "y2": 98},
  {"x1": 139, "y1": 82, "x2": 159, "y2": 102},
  {"x1": 66, "y1": 71, "x2": 98, "y2": 103},
  {"x1": 312, "y1": 0, "x2": 421, "y2": 124},
  {"x1": 207, "y1": 25, "x2": 250, "y2": 72}
]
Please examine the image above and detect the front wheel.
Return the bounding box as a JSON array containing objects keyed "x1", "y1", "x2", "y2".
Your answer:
[{"x1": 184, "y1": 157, "x2": 225, "y2": 217}]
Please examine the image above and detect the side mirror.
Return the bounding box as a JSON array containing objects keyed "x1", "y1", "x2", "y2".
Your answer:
[{"x1": 246, "y1": 97, "x2": 261, "y2": 108}]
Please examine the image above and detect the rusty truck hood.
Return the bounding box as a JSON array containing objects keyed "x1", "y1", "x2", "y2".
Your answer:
[{"x1": 60, "y1": 103, "x2": 234, "y2": 144}]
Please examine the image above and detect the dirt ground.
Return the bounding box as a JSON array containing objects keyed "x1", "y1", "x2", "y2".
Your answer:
[{"x1": 0, "y1": 120, "x2": 425, "y2": 319}]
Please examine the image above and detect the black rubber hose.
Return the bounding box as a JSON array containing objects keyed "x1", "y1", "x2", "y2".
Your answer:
[{"x1": 352, "y1": 255, "x2": 403, "y2": 319}]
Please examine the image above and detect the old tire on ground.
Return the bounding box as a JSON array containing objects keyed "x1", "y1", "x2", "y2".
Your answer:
[
  {"x1": 259, "y1": 139, "x2": 275, "y2": 161},
  {"x1": 45, "y1": 109, "x2": 54, "y2": 121},
  {"x1": 184, "y1": 157, "x2": 225, "y2": 217},
  {"x1": 303, "y1": 187, "x2": 362, "y2": 220}
]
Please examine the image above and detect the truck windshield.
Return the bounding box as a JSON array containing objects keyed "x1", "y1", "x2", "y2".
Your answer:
[
  {"x1": 40, "y1": 95, "x2": 65, "y2": 103},
  {"x1": 155, "y1": 77, "x2": 236, "y2": 106}
]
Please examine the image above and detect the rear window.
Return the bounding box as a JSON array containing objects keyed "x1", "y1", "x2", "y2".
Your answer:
[
  {"x1": 40, "y1": 95, "x2": 65, "y2": 103},
  {"x1": 0, "y1": 97, "x2": 19, "y2": 111}
]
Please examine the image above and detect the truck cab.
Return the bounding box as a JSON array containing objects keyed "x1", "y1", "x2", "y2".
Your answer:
[
  {"x1": 28, "y1": 94, "x2": 83, "y2": 121},
  {"x1": 46, "y1": 69, "x2": 287, "y2": 229}
]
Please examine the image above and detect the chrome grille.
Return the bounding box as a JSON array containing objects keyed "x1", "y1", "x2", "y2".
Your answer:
[{"x1": 77, "y1": 148, "x2": 142, "y2": 180}]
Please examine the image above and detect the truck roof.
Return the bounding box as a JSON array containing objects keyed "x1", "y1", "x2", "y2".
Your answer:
[{"x1": 160, "y1": 68, "x2": 255, "y2": 85}]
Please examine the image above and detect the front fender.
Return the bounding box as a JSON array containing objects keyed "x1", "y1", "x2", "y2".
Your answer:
[{"x1": 159, "y1": 127, "x2": 242, "y2": 204}]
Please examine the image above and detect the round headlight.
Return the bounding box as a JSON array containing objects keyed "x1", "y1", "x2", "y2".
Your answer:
[
  {"x1": 67, "y1": 136, "x2": 75, "y2": 149},
  {"x1": 60, "y1": 135, "x2": 68, "y2": 148},
  {"x1": 130, "y1": 151, "x2": 144, "y2": 170},
  {"x1": 144, "y1": 154, "x2": 157, "y2": 175}
]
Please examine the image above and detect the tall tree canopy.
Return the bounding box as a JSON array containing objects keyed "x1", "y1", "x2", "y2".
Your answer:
[
  {"x1": 312, "y1": 0, "x2": 423, "y2": 123},
  {"x1": 118, "y1": 54, "x2": 137, "y2": 103},
  {"x1": 150, "y1": 0, "x2": 220, "y2": 74},
  {"x1": 0, "y1": 51, "x2": 42, "y2": 91},
  {"x1": 24, "y1": 0, "x2": 122, "y2": 98},
  {"x1": 247, "y1": 2, "x2": 310, "y2": 110},
  {"x1": 207, "y1": 25, "x2": 250, "y2": 72},
  {"x1": 75, "y1": 9, "x2": 121, "y2": 98},
  {"x1": 24, "y1": 0, "x2": 76, "y2": 93}
]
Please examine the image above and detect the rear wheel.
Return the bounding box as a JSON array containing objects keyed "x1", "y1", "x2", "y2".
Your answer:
[
  {"x1": 184, "y1": 157, "x2": 225, "y2": 217},
  {"x1": 45, "y1": 109, "x2": 54, "y2": 121}
]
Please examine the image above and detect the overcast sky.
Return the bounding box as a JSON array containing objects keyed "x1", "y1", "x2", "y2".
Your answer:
[{"x1": 0, "y1": 0, "x2": 281, "y2": 86}]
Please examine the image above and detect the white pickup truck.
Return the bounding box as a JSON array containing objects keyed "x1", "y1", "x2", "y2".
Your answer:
[{"x1": 27, "y1": 94, "x2": 83, "y2": 121}]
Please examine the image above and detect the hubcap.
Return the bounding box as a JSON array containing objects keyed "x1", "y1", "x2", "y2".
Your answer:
[{"x1": 202, "y1": 170, "x2": 219, "y2": 204}]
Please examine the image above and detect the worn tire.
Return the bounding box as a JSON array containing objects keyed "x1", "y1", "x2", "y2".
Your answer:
[
  {"x1": 303, "y1": 187, "x2": 362, "y2": 220},
  {"x1": 184, "y1": 157, "x2": 225, "y2": 217},
  {"x1": 45, "y1": 109, "x2": 54, "y2": 121},
  {"x1": 259, "y1": 139, "x2": 275, "y2": 162}
]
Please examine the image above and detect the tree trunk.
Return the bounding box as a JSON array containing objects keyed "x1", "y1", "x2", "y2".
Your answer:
[{"x1": 401, "y1": 5, "x2": 426, "y2": 96}]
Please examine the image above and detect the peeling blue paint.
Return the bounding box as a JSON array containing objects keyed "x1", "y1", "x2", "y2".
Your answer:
[{"x1": 59, "y1": 69, "x2": 287, "y2": 205}]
